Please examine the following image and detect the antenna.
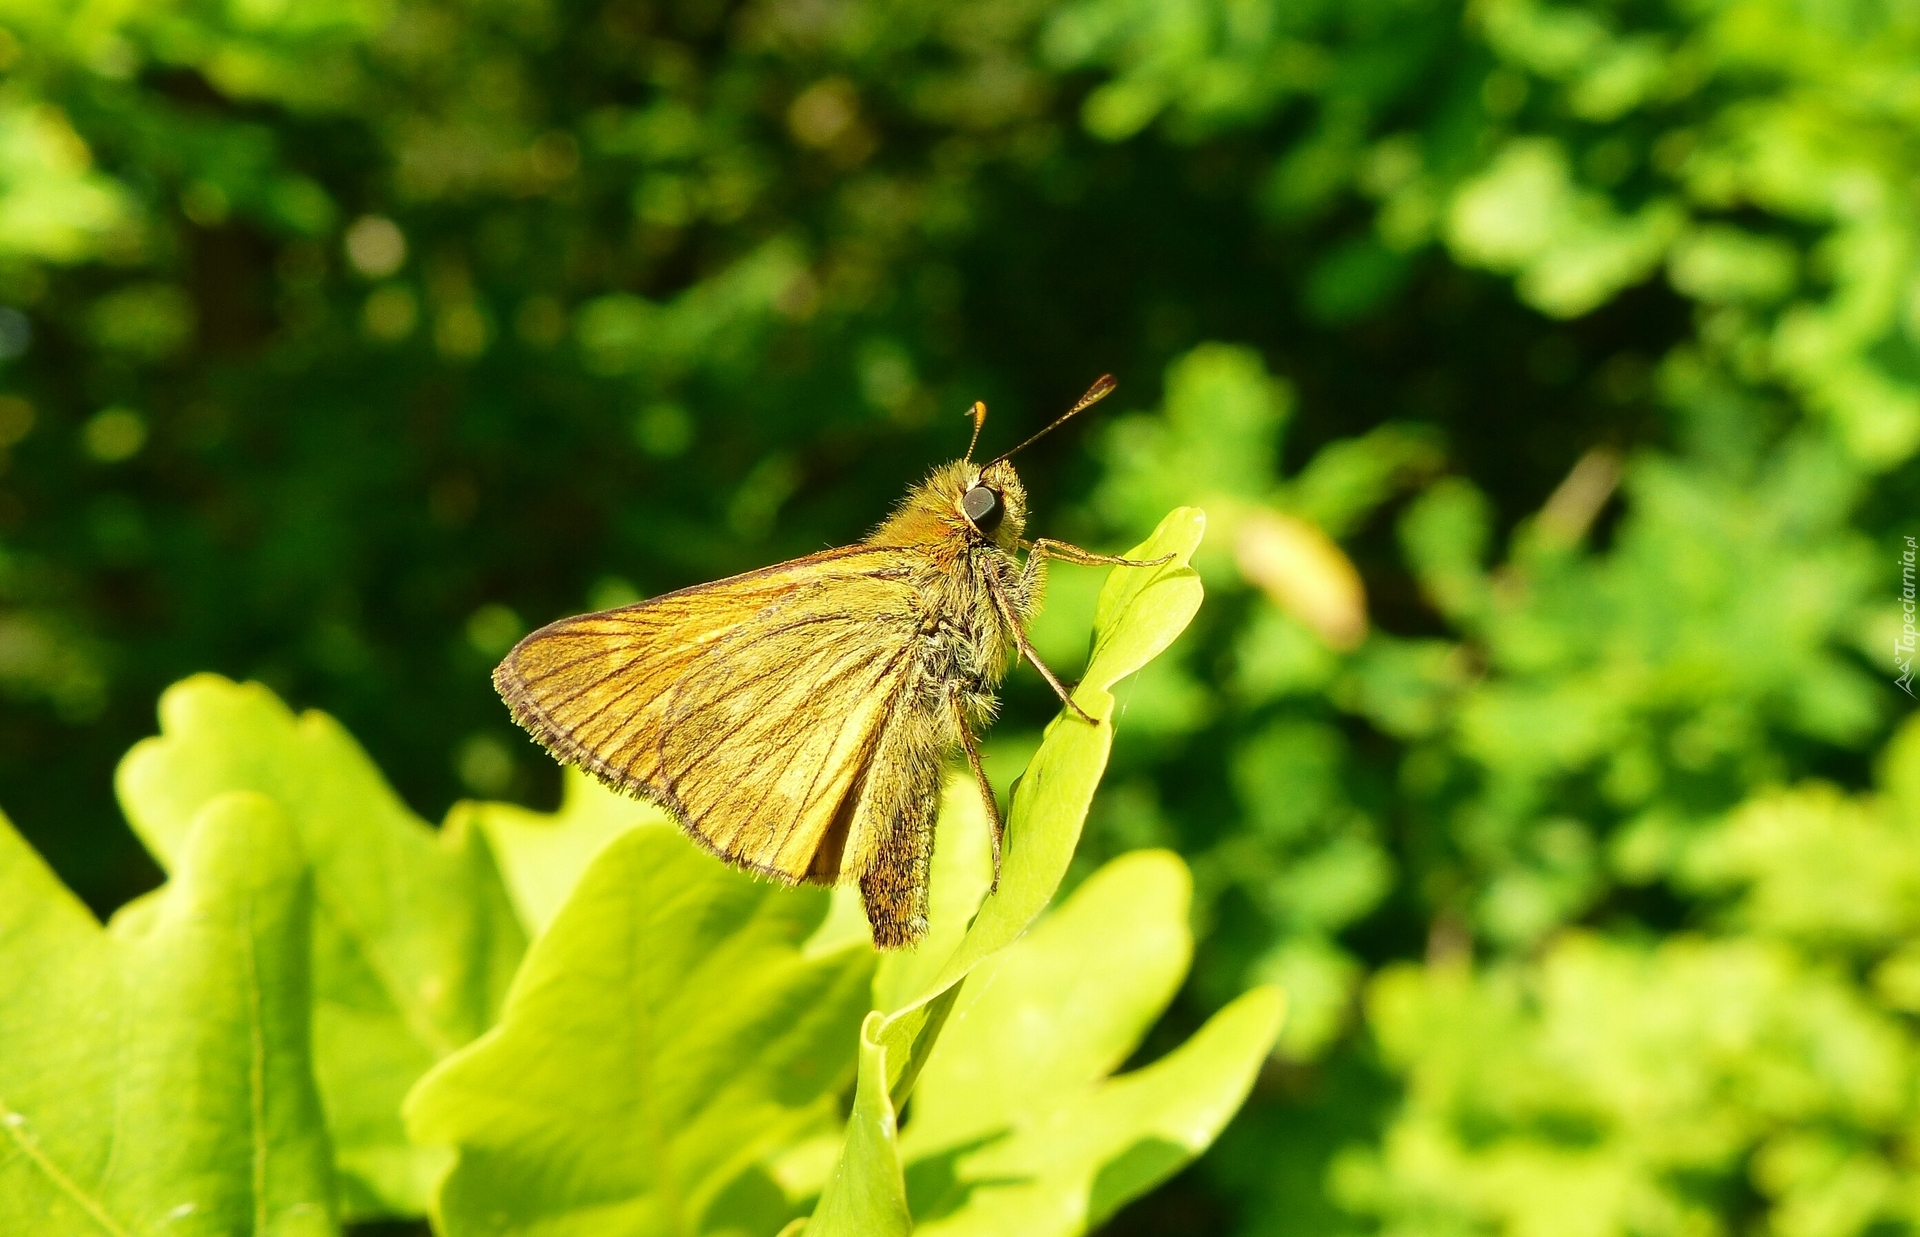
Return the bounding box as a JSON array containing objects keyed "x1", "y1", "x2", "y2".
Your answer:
[
  {"x1": 962, "y1": 400, "x2": 988, "y2": 461},
  {"x1": 985, "y1": 374, "x2": 1116, "y2": 466}
]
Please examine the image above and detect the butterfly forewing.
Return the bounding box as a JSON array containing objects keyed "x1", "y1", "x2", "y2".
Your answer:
[{"x1": 494, "y1": 545, "x2": 924, "y2": 883}]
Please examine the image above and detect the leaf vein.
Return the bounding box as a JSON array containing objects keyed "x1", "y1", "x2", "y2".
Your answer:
[{"x1": 0, "y1": 1097, "x2": 133, "y2": 1237}]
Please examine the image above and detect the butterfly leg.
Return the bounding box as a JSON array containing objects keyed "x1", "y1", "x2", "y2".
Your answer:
[
  {"x1": 1017, "y1": 626, "x2": 1097, "y2": 724},
  {"x1": 950, "y1": 686, "x2": 1004, "y2": 892},
  {"x1": 988, "y1": 577, "x2": 1098, "y2": 724},
  {"x1": 1026, "y1": 537, "x2": 1176, "y2": 570}
]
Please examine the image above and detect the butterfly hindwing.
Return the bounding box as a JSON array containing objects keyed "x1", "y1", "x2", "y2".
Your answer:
[{"x1": 494, "y1": 545, "x2": 925, "y2": 883}]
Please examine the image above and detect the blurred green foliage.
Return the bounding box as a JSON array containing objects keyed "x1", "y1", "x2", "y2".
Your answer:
[
  {"x1": 2, "y1": 0, "x2": 1918, "y2": 1231},
  {"x1": 1344, "y1": 718, "x2": 1920, "y2": 1237}
]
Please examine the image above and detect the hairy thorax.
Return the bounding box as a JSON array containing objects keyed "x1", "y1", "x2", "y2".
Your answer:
[{"x1": 909, "y1": 543, "x2": 1026, "y2": 726}]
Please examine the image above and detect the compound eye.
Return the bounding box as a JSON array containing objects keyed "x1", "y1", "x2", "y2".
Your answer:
[{"x1": 961, "y1": 484, "x2": 1003, "y2": 533}]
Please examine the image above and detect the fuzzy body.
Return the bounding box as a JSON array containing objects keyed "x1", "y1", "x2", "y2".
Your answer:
[
  {"x1": 493, "y1": 455, "x2": 1046, "y2": 949},
  {"x1": 852, "y1": 459, "x2": 1043, "y2": 945}
]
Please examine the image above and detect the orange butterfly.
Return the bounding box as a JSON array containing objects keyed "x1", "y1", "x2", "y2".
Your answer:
[{"x1": 495, "y1": 376, "x2": 1164, "y2": 947}]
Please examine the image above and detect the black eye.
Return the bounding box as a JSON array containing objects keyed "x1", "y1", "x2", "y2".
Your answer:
[{"x1": 961, "y1": 484, "x2": 1003, "y2": 533}]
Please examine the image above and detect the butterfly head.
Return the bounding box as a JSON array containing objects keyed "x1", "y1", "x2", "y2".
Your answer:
[
  {"x1": 940, "y1": 375, "x2": 1112, "y2": 552},
  {"x1": 871, "y1": 459, "x2": 1026, "y2": 551},
  {"x1": 956, "y1": 459, "x2": 1027, "y2": 549},
  {"x1": 880, "y1": 377, "x2": 1117, "y2": 553}
]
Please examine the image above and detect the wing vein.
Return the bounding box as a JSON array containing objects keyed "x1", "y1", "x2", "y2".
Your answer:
[{"x1": 494, "y1": 544, "x2": 930, "y2": 883}]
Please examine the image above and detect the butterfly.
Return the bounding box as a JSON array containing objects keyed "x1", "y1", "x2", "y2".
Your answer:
[{"x1": 493, "y1": 376, "x2": 1165, "y2": 948}]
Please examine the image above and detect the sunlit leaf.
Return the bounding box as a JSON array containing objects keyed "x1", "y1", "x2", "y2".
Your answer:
[
  {"x1": 0, "y1": 793, "x2": 335, "y2": 1235},
  {"x1": 115, "y1": 675, "x2": 526, "y2": 1217},
  {"x1": 405, "y1": 826, "x2": 875, "y2": 1236},
  {"x1": 454, "y1": 767, "x2": 669, "y2": 936},
  {"x1": 808, "y1": 1014, "x2": 913, "y2": 1237}
]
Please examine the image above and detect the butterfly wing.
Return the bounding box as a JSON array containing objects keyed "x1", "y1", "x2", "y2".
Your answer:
[{"x1": 493, "y1": 545, "x2": 925, "y2": 883}]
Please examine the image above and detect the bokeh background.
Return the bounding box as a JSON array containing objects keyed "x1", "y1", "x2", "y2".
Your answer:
[{"x1": 6, "y1": 0, "x2": 1920, "y2": 1231}]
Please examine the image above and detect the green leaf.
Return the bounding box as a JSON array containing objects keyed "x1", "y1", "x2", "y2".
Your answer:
[
  {"x1": 453, "y1": 767, "x2": 671, "y2": 936},
  {"x1": 404, "y1": 826, "x2": 876, "y2": 1236},
  {"x1": 902, "y1": 851, "x2": 1195, "y2": 1160},
  {"x1": 0, "y1": 792, "x2": 336, "y2": 1235},
  {"x1": 914, "y1": 985, "x2": 1284, "y2": 1237},
  {"x1": 808, "y1": 507, "x2": 1213, "y2": 1235},
  {"x1": 114, "y1": 675, "x2": 527, "y2": 1218},
  {"x1": 902, "y1": 853, "x2": 1283, "y2": 1235},
  {"x1": 808, "y1": 1014, "x2": 912, "y2": 1237},
  {"x1": 813, "y1": 849, "x2": 1284, "y2": 1237}
]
